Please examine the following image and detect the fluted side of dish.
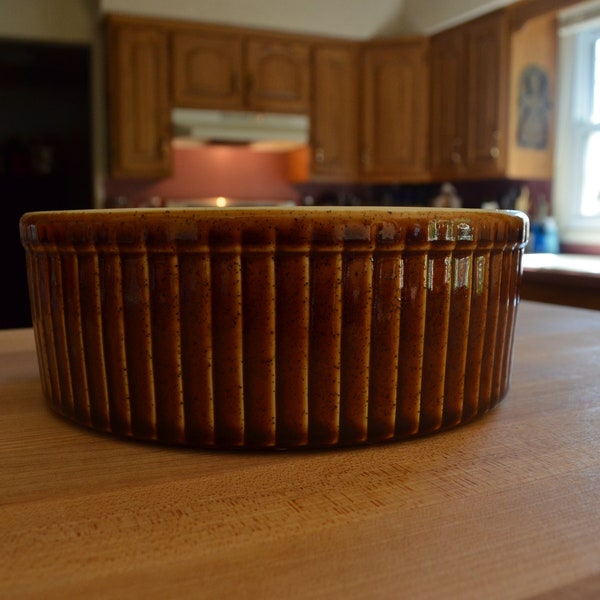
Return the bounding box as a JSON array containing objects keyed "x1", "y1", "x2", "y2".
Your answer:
[{"x1": 20, "y1": 208, "x2": 528, "y2": 449}]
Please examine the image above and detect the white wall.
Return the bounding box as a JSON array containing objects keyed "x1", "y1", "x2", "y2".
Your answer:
[
  {"x1": 100, "y1": 0, "x2": 405, "y2": 39},
  {"x1": 0, "y1": 0, "x2": 517, "y2": 42},
  {"x1": 99, "y1": 0, "x2": 509, "y2": 38},
  {"x1": 401, "y1": 0, "x2": 513, "y2": 33},
  {"x1": 0, "y1": 0, "x2": 96, "y2": 43}
]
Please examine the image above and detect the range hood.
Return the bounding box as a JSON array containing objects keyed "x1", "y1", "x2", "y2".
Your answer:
[{"x1": 171, "y1": 108, "x2": 309, "y2": 151}]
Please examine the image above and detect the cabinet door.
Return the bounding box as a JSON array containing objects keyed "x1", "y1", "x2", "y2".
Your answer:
[
  {"x1": 246, "y1": 38, "x2": 310, "y2": 113},
  {"x1": 466, "y1": 11, "x2": 508, "y2": 177},
  {"x1": 107, "y1": 21, "x2": 171, "y2": 178},
  {"x1": 172, "y1": 32, "x2": 244, "y2": 110},
  {"x1": 310, "y1": 44, "x2": 359, "y2": 181},
  {"x1": 430, "y1": 28, "x2": 468, "y2": 179},
  {"x1": 361, "y1": 40, "x2": 430, "y2": 181}
]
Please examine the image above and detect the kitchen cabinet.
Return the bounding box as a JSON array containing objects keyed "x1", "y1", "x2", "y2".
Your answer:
[
  {"x1": 171, "y1": 29, "x2": 310, "y2": 114},
  {"x1": 245, "y1": 37, "x2": 310, "y2": 113},
  {"x1": 310, "y1": 43, "x2": 359, "y2": 181},
  {"x1": 106, "y1": 17, "x2": 171, "y2": 179},
  {"x1": 466, "y1": 11, "x2": 508, "y2": 178},
  {"x1": 430, "y1": 9, "x2": 555, "y2": 181},
  {"x1": 360, "y1": 38, "x2": 430, "y2": 182},
  {"x1": 171, "y1": 31, "x2": 244, "y2": 110},
  {"x1": 430, "y1": 12, "x2": 508, "y2": 179},
  {"x1": 429, "y1": 25, "x2": 468, "y2": 179},
  {"x1": 105, "y1": 9, "x2": 556, "y2": 184}
]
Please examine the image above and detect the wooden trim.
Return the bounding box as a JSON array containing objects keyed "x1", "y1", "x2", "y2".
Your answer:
[
  {"x1": 107, "y1": 3, "x2": 584, "y2": 44},
  {"x1": 105, "y1": 12, "x2": 356, "y2": 46},
  {"x1": 362, "y1": 34, "x2": 429, "y2": 48}
]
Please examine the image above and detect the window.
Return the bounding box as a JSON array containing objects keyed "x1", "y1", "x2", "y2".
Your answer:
[
  {"x1": 581, "y1": 34, "x2": 600, "y2": 217},
  {"x1": 555, "y1": 4, "x2": 600, "y2": 247}
]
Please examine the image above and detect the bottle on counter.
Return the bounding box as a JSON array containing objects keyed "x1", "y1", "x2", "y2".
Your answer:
[{"x1": 530, "y1": 195, "x2": 560, "y2": 253}]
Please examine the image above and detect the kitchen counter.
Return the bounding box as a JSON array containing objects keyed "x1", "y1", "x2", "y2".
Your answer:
[
  {"x1": 521, "y1": 253, "x2": 600, "y2": 310},
  {"x1": 2, "y1": 301, "x2": 600, "y2": 599}
]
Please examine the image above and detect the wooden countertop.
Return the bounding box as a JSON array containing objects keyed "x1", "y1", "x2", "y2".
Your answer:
[
  {"x1": 521, "y1": 253, "x2": 600, "y2": 311},
  {"x1": 2, "y1": 301, "x2": 600, "y2": 599}
]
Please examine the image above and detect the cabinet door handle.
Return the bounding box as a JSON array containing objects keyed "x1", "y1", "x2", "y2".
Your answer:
[
  {"x1": 159, "y1": 136, "x2": 169, "y2": 157},
  {"x1": 314, "y1": 146, "x2": 325, "y2": 163},
  {"x1": 490, "y1": 130, "x2": 500, "y2": 159},
  {"x1": 361, "y1": 150, "x2": 372, "y2": 168},
  {"x1": 451, "y1": 151, "x2": 462, "y2": 164}
]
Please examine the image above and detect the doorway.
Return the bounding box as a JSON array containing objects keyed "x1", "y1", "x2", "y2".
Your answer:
[{"x1": 0, "y1": 39, "x2": 93, "y2": 328}]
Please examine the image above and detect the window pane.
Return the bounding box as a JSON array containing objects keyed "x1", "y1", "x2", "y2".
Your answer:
[
  {"x1": 581, "y1": 131, "x2": 600, "y2": 217},
  {"x1": 594, "y1": 37, "x2": 600, "y2": 124}
]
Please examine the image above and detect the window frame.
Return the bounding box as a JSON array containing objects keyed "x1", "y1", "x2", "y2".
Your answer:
[{"x1": 555, "y1": 11, "x2": 600, "y2": 247}]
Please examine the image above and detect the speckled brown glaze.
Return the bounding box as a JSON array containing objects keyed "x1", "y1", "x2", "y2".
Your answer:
[{"x1": 20, "y1": 207, "x2": 528, "y2": 449}]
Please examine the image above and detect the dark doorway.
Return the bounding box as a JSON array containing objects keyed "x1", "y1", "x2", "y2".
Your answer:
[{"x1": 0, "y1": 39, "x2": 93, "y2": 329}]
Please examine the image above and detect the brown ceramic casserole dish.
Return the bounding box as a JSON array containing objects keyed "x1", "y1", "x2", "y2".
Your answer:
[{"x1": 20, "y1": 207, "x2": 528, "y2": 449}]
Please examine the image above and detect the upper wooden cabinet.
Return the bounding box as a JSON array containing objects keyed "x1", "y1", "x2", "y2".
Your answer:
[
  {"x1": 430, "y1": 13, "x2": 507, "y2": 179},
  {"x1": 467, "y1": 12, "x2": 509, "y2": 177},
  {"x1": 430, "y1": 9, "x2": 555, "y2": 181},
  {"x1": 429, "y1": 26, "x2": 467, "y2": 179},
  {"x1": 105, "y1": 9, "x2": 555, "y2": 182},
  {"x1": 106, "y1": 17, "x2": 172, "y2": 179},
  {"x1": 310, "y1": 43, "x2": 359, "y2": 181},
  {"x1": 172, "y1": 29, "x2": 310, "y2": 114},
  {"x1": 171, "y1": 31, "x2": 244, "y2": 110},
  {"x1": 360, "y1": 38, "x2": 430, "y2": 182},
  {"x1": 246, "y1": 38, "x2": 310, "y2": 113}
]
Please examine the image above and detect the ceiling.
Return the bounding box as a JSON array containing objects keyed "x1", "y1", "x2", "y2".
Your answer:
[{"x1": 100, "y1": 0, "x2": 514, "y2": 39}]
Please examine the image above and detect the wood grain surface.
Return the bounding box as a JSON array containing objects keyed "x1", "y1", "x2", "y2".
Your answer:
[{"x1": 1, "y1": 301, "x2": 600, "y2": 599}]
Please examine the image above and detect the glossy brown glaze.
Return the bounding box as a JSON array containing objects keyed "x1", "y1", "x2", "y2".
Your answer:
[{"x1": 20, "y1": 207, "x2": 528, "y2": 449}]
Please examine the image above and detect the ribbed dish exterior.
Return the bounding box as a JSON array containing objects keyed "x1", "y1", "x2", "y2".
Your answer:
[{"x1": 20, "y1": 208, "x2": 528, "y2": 449}]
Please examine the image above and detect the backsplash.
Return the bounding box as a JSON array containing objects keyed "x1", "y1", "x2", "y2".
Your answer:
[
  {"x1": 296, "y1": 179, "x2": 552, "y2": 213},
  {"x1": 105, "y1": 144, "x2": 552, "y2": 223},
  {"x1": 105, "y1": 144, "x2": 302, "y2": 207}
]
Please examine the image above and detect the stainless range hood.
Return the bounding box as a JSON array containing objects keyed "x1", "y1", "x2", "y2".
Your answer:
[{"x1": 171, "y1": 108, "x2": 309, "y2": 151}]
